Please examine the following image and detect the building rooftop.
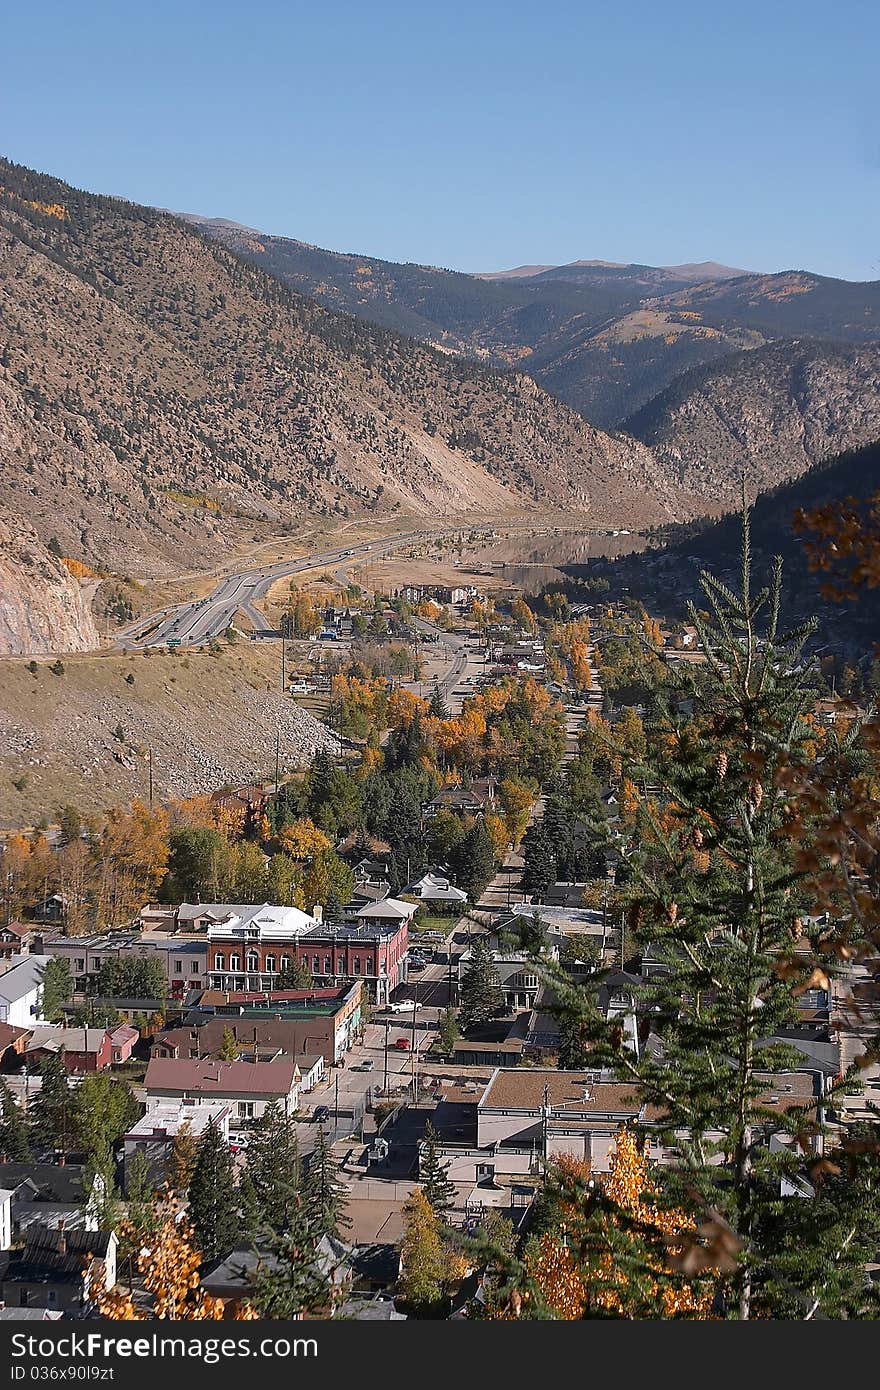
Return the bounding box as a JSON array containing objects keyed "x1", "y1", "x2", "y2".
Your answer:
[
  {"x1": 144, "y1": 1056, "x2": 299, "y2": 1096},
  {"x1": 0, "y1": 954, "x2": 52, "y2": 1005},
  {"x1": 25, "y1": 1026, "x2": 109, "y2": 1056},
  {"x1": 355, "y1": 898, "x2": 418, "y2": 922},
  {"x1": 480, "y1": 1069, "x2": 643, "y2": 1116},
  {"x1": 125, "y1": 1102, "x2": 231, "y2": 1141}
]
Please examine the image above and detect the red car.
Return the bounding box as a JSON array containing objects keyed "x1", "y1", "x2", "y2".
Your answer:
[{"x1": 393, "y1": 1036, "x2": 410, "y2": 1050}]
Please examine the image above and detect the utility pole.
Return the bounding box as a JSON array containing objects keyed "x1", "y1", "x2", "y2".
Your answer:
[
  {"x1": 410, "y1": 979, "x2": 419, "y2": 1099},
  {"x1": 274, "y1": 727, "x2": 280, "y2": 795},
  {"x1": 148, "y1": 747, "x2": 153, "y2": 808},
  {"x1": 334, "y1": 1072, "x2": 339, "y2": 1134},
  {"x1": 281, "y1": 634, "x2": 286, "y2": 691},
  {"x1": 383, "y1": 1019, "x2": 390, "y2": 1093}
]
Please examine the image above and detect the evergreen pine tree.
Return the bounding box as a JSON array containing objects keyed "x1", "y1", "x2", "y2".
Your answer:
[
  {"x1": 452, "y1": 820, "x2": 496, "y2": 900},
  {"x1": 0, "y1": 1079, "x2": 31, "y2": 1161},
  {"x1": 458, "y1": 937, "x2": 505, "y2": 1032},
  {"x1": 303, "y1": 1127, "x2": 350, "y2": 1240},
  {"x1": 420, "y1": 1121, "x2": 457, "y2": 1218},
  {"x1": 550, "y1": 512, "x2": 880, "y2": 1318},
  {"x1": 187, "y1": 1119, "x2": 239, "y2": 1264},
  {"x1": 429, "y1": 679, "x2": 449, "y2": 719},
  {"x1": 28, "y1": 1054, "x2": 72, "y2": 1154},
  {"x1": 251, "y1": 1193, "x2": 332, "y2": 1318},
  {"x1": 219, "y1": 1026, "x2": 238, "y2": 1061},
  {"x1": 242, "y1": 1102, "x2": 301, "y2": 1234}
]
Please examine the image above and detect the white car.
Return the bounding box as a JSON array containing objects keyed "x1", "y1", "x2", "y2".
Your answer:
[{"x1": 388, "y1": 999, "x2": 423, "y2": 1013}]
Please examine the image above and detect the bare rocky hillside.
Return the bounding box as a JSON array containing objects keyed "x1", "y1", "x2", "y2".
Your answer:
[
  {"x1": 0, "y1": 157, "x2": 684, "y2": 592},
  {"x1": 622, "y1": 340, "x2": 880, "y2": 506}
]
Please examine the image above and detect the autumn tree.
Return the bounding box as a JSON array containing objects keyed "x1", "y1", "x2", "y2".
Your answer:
[
  {"x1": 90, "y1": 1194, "x2": 257, "y2": 1320},
  {"x1": 398, "y1": 1187, "x2": 447, "y2": 1315}
]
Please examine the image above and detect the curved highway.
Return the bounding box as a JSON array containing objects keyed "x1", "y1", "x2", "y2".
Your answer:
[{"x1": 116, "y1": 528, "x2": 448, "y2": 649}]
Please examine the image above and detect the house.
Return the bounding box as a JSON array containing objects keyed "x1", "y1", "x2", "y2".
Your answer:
[
  {"x1": 0, "y1": 1164, "x2": 107, "y2": 1240},
  {"x1": 24, "y1": 1026, "x2": 114, "y2": 1073},
  {"x1": 143, "y1": 1056, "x2": 301, "y2": 1122},
  {"x1": 296, "y1": 1054, "x2": 325, "y2": 1091},
  {"x1": 0, "y1": 1021, "x2": 29, "y2": 1065},
  {"x1": 0, "y1": 1218, "x2": 117, "y2": 1313},
  {"x1": 0, "y1": 955, "x2": 51, "y2": 1029},
  {"x1": 30, "y1": 895, "x2": 68, "y2": 926},
  {"x1": 0, "y1": 921, "x2": 36, "y2": 961},
  {"x1": 122, "y1": 1102, "x2": 231, "y2": 1187},
  {"x1": 426, "y1": 780, "x2": 497, "y2": 819},
  {"x1": 201, "y1": 1234, "x2": 351, "y2": 1307},
  {"x1": 108, "y1": 1023, "x2": 139, "y2": 1064},
  {"x1": 404, "y1": 871, "x2": 468, "y2": 911}
]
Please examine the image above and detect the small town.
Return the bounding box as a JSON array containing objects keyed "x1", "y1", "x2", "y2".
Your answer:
[
  {"x1": 1, "y1": 560, "x2": 878, "y2": 1324},
  {"x1": 1, "y1": 0, "x2": 879, "y2": 1354}
]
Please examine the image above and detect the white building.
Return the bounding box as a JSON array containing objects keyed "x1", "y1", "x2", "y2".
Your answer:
[
  {"x1": 0, "y1": 955, "x2": 51, "y2": 1030},
  {"x1": 123, "y1": 1102, "x2": 231, "y2": 1187}
]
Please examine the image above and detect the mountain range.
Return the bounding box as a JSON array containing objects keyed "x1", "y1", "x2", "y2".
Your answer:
[
  {"x1": 183, "y1": 214, "x2": 880, "y2": 427},
  {"x1": 1, "y1": 155, "x2": 880, "y2": 655}
]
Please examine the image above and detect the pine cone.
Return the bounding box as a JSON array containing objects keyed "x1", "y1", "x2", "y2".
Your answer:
[{"x1": 715, "y1": 752, "x2": 728, "y2": 781}]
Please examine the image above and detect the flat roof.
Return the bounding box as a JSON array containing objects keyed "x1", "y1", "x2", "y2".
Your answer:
[{"x1": 480, "y1": 1069, "x2": 643, "y2": 1115}]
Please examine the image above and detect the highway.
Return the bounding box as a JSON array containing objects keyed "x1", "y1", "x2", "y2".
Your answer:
[{"x1": 116, "y1": 528, "x2": 444, "y2": 650}]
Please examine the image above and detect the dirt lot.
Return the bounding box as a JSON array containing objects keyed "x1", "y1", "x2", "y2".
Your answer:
[{"x1": 0, "y1": 639, "x2": 337, "y2": 827}]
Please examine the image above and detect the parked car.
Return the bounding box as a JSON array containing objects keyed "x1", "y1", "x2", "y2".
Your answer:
[
  {"x1": 388, "y1": 999, "x2": 423, "y2": 1013},
  {"x1": 394, "y1": 1036, "x2": 410, "y2": 1050},
  {"x1": 408, "y1": 959, "x2": 426, "y2": 972},
  {"x1": 360, "y1": 1058, "x2": 374, "y2": 1071},
  {"x1": 312, "y1": 1105, "x2": 330, "y2": 1123}
]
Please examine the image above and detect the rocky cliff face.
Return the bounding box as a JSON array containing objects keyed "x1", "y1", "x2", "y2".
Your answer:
[
  {"x1": 0, "y1": 503, "x2": 99, "y2": 655},
  {"x1": 622, "y1": 341, "x2": 880, "y2": 505}
]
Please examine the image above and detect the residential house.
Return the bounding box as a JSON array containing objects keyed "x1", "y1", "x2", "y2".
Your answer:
[
  {"x1": 0, "y1": 955, "x2": 51, "y2": 1030},
  {"x1": 30, "y1": 895, "x2": 68, "y2": 927},
  {"x1": 0, "y1": 921, "x2": 36, "y2": 961},
  {"x1": 0, "y1": 1164, "x2": 107, "y2": 1240},
  {"x1": 143, "y1": 1056, "x2": 301, "y2": 1122},
  {"x1": 0, "y1": 1216, "x2": 117, "y2": 1314},
  {"x1": 0, "y1": 1022, "x2": 29, "y2": 1065},
  {"x1": 403, "y1": 871, "x2": 468, "y2": 911},
  {"x1": 108, "y1": 1023, "x2": 139, "y2": 1064},
  {"x1": 24, "y1": 1026, "x2": 114, "y2": 1073}
]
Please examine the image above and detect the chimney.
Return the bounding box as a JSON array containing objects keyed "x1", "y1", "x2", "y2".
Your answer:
[
  {"x1": 312, "y1": 903, "x2": 323, "y2": 923},
  {"x1": 58, "y1": 1220, "x2": 67, "y2": 1256}
]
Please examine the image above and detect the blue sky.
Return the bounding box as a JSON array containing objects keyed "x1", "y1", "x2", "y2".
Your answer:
[{"x1": 2, "y1": 0, "x2": 877, "y2": 279}]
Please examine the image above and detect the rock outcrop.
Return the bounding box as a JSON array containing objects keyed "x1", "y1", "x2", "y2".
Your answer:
[{"x1": 0, "y1": 503, "x2": 99, "y2": 655}]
